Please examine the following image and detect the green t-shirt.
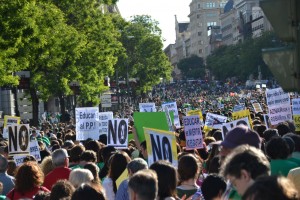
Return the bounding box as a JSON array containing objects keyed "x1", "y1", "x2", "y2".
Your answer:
[
  {"x1": 176, "y1": 187, "x2": 198, "y2": 198},
  {"x1": 270, "y1": 159, "x2": 298, "y2": 176}
]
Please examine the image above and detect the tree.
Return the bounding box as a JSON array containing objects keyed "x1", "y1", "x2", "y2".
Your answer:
[
  {"x1": 177, "y1": 55, "x2": 206, "y2": 79},
  {"x1": 115, "y1": 15, "x2": 172, "y2": 94}
]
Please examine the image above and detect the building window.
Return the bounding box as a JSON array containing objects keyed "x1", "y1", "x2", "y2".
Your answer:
[
  {"x1": 198, "y1": 40, "x2": 204, "y2": 45},
  {"x1": 220, "y1": 2, "x2": 226, "y2": 7},
  {"x1": 198, "y1": 3, "x2": 201, "y2": 9},
  {"x1": 206, "y1": 2, "x2": 216, "y2": 8},
  {"x1": 206, "y1": 13, "x2": 217, "y2": 17},
  {"x1": 199, "y1": 49, "x2": 203, "y2": 54},
  {"x1": 207, "y1": 22, "x2": 217, "y2": 26},
  {"x1": 197, "y1": 14, "x2": 201, "y2": 19},
  {"x1": 198, "y1": 22, "x2": 203, "y2": 27},
  {"x1": 198, "y1": 31, "x2": 202, "y2": 36}
]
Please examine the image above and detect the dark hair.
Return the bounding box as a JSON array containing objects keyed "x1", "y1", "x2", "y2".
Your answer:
[
  {"x1": 178, "y1": 154, "x2": 199, "y2": 183},
  {"x1": 80, "y1": 150, "x2": 97, "y2": 163},
  {"x1": 71, "y1": 184, "x2": 105, "y2": 200},
  {"x1": 221, "y1": 145, "x2": 270, "y2": 179},
  {"x1": 284, "y1": 133, "x2": 300, "y2": 152},
  {"x1": 276, "y1": 122, "x2": 291, "y2": 137},
  {"x1": 201, "y1": 174, "x2": 226, "y2": 200},
  {"x1": 70, "y1": 145, "x2": 85, "y2": 163},
  {"x1": 50, "y1": 179, "x2": 75, "y2": 200},
  {"x1": 84, "y1": 163, "x2": 101, "y2": 184},
  {"x1": 15, "y1": 161, "x2": 44, "y2": 194},
  {"x1": 85, "y1": 140, "x2": 101, "y2": 162},
  {"x1": 33, "y1": 191, "x2": 50, "y2": 200},
  {"x1": 263, "y1": 129, "x2": 279, "y2": 142},
  {"x1": 150, "y1": 160, "x2": 178, "y2": 200},
  {"x1": 266, "y1": 137, "x2": 290, "y2": 159},
  {"x1": 242, "y1": 176, "x2": 299, "y2": 200},
  {"x1": 108, "y1": 151, "x2": 131, "y2": 193}
]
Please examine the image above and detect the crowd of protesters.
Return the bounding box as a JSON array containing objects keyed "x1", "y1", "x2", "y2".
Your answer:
[{"x1": 0, "y1": 80, "x2": 299, "y2": 200}]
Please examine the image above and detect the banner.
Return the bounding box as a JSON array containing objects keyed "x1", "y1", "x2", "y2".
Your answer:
[
  {"x1": 231, "y1": 109, "x2": 252, "y2": 125},
  {"x1": 252, "y1": 103, "x2": 263, "y2": 113},
  {"x1": 133, "y1": 112, "x2": 174, "y2": 142},
  {"x1": 139, "y1": 103, "x2": 156, "y2": 112},
  {"x1": 183, "y1": 115, "x2": 203, "y2": 150},
  {"x1": 144, "y1": 128, "x2": 178, "y2": 167},
  {"x1": 221, "y1": 117, "x2": 251, "y2": 139},
  {"x1": 187, "y1": 110, "x2": 204, "y2": 125},
  {"x1": 162, "y1": 102, "x2": 180, "y2": 128},
  {"x1": 99, "y1": 112, "x2": 113, "y2": 136},
  {"x1": 268, "y1": 104, "x2": 292, "y2": 125},
  {"x1": 13, "y1": 140, "x2": 41, "y2": 166},
  {"x1": 204, "y1": 113, "x2": 227, "y2": 130},
  {"x1": 8, "y1": 124, "x2": 30, "y2": 155},
  {"x1": 233, "y1": 104, "x2": 245, "y2": 112},
  {"x1": 266, "y1": 87, "x2": 290, "y2": 107},
  {"x1": 75, "y1": 107, "x2": 99, "y2": 141},
  {"x1": 107, "y1": 119, "x2": 128, "y2": 149}
]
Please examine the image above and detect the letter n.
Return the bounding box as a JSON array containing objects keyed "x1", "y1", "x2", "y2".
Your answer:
[
  {"x1": 8, "y1": 126, "x2": 18, "y2": 152},
  {"x1": 150, "y1": 134, "x2": 162, "y2": 162},
  {"x1": 108, "y1": 120, "x2": 117, "y2": 144}
]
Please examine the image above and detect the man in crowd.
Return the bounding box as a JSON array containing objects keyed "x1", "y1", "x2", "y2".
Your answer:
[
  {"x1": 0, "y1": 155, "x2": 14, "y2": 195},
  {"x1": 43, "y1": 148, "x2": 71, "y2": 190}
]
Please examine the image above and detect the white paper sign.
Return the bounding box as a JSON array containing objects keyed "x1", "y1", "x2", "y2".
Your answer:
[
  {"x1": 183, "y1": 115, "x2": 203, "y2": 150},
  {"x1": 8, "y1": 124, "x2": 30, "y2": 155},
  {"x1": 205, "y1": 113, "x2": 227, "y2": 129},
  {"x1": 13, "y1": 140, "x2": 41, "y2": 166},
  {"x1": 99, "y1": 112, "x2": 113, "y2": 135},
  {"x1": 266, "y1": 88, "x2": 290, "y2": 107},
  {"x1": 162, "y1": 102, "x2": 180, "y2": 128},
  {"x1": 252, "y1": 103, "x2": 263, "y2": 113},
  {"x1": 268, "y1": 104, "x2": 292, "y2": 125},
  {"x1": 292, "y1": 98, "x2": 300, "y2": 115},
  {"x1": 221, "y1": 117, "x2": 251, "y2": 140},
  {"x1": 75, "y1": 107, "x2": 99, "y2": 140},
  {"x1": 107, "y1": 119, "x2": 128, "y2": 149},
  {"x1": 139, "y1": 103, "x2": 156, "y2": 112}
]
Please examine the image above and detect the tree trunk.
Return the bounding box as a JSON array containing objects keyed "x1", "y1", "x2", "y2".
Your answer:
[
  {"x1": 59, "y1": 94, "x2": 66, "y2": 117},
  {"x1": 30, "y1": 87, "x2": 39, "y2": 127}
]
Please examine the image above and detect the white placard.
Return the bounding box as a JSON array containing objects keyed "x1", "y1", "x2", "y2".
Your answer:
[
  {"x1": 204, "y1": 113, "x2": 227, "y2": 129},
  {"x1": 162, "y1": 102, "x2": 180, "y2": 128},
  {"x1": 292, "y1": 98, "x2": 300, "y2": 115},
  {"x1": 183, "y1": 115, "x2": 203, "y2": 150},
  {"x1": 13, "y1": 140, "x2": 41, "y2": 166},
  {"x1": 8, "y1": 124, "x2": 30, "y2": 155},
  {"x1": 75, "y1": 107, "x2": 99, "y2": 141},
  {"x1": 221, "y1": 117, "x2": 251, "y2": 140},
  {"x1": 252, "y1": 102, "x2": 263, "y2": 113},
  {"x1": 100, "y1": 94, "x2": 112, "y2": 108},
  {"x1": 107, "y1": 119, "x2": 128, "y2": 149},
  {"x1": 139, "y1": 103, "x2": 156, "y2": 112},
  {"x1": 99, "y1": 112, "x2": 113, "y2": 135},
  {"x1": 268, "y1": 104, "x2": 292, "y2": 125},
  {"x1": 266, "y1": 88, "x2": 290, "y2": 107}
]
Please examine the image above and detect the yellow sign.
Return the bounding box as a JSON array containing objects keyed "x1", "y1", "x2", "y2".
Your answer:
[
  {"x1": 232, "y1": 110, "x2": 252, "y2": 128},
  {"x1": 293, "y1": 115, "x2": 300, "y2": 131},
  {"x1": 187, "y1": 110, "x2": 203, "y2": 121},
  {"x1": 116, "y1": 169, "x2": 128, "y2": 189},
  {"x1": 144, "y1": 128, "x2": 178, "y2": 167},
  {"x1": 4, "y1": 115, "x2": 20, "y2": 127}
]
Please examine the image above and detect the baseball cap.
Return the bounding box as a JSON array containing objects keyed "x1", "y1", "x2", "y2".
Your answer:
[{"x1": 221, "y1": 125, "x2": 261, "y2": 149}]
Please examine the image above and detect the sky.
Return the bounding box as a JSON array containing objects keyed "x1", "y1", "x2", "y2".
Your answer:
[{"x1": 117, "y1": 0, "x2": 191, "y2": 48}]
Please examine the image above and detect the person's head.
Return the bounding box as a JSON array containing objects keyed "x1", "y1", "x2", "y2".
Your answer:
[
  {"x1": 71, "y1": 183, "x2": 106, "y2": 200},
  {"x1": 283, "y1": 136, "x2": 295, "y2": 155},
  {"x1": 7, "y1": 160, "x2": 17, "y2": 176},
  {"x1": 127, "y1": 158, "x2": 148, "y2": 176},
  {"x1": 33, "y1": 191, "x2": 50, "y2": 200},
  {"x1": 178, "y1": 154, "x2": 199, "y2": 183},
  {"x1": 128, "y1": 169, "x2": 158, "y2": 200},
  {"x1": 140, "y1": 141, "x2": 148, "y2": 159},
  {"x1": 284, "y1": 133, "x2": 300, "y2": 152},
  {"x1": 220, "y1": 145, "x2": 270, "y2": 196},
  {"x1": 266, "y1": 136, "x2": 290, "y2": 160},
  {"x1": 52, "y1": 148, "x2": 69, "y2": 168},
  {"x1": 40, "y1": 156, "x2": 54, "y2": 176},
  {"x1": 69, "y1": 168, "x2": 94, "y2": 188},
  {"x1": 50, "y1": 179, "x2": 75, "y2": 200},
  {"x1": 201, "y1": 174, "x2": 226, "y2": 200},
  {"x1": 15, "y1": 161, "x2": 44, "y2": 194},
  {"x1": 276, "y1": 122, "x2": 291, "y2": 137},
  {"x1": 84, "y1": 140, "x2": 101, "y2": 161},
  {"x1": 108, "y1": 151, "x2": 131, "y2": 193},
  {"x1": 263, "y1": 129, "x2": 279, "y2": 142},
  {"x1": 242, "y1": 176, "x2": 299, "y2": 200},
  {"x1": 150, "y1": 160, "x2": 178, "y2": 200},
  {"x1": 69, "y1": 145, "x2": 85, "y2": 164},
  {"x1": 101, "y1": 146, "x2": 116, "y2": 164},
  {"x1": 0, "y1": 154, "x2": 8, "y2": 173},
  {"x1": 220, "y1": 126, "x2": 261, "y2": 161},
  {"x1": 84, "y1": 163, "x2": 100, "y2": 184},
  {"x1": 80, "y1": 150, "x2": 97, "y2": 163}
]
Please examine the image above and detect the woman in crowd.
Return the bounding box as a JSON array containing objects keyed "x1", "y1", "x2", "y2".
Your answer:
[
  {"x1": 102, "y1": 151, "x2": 131, "y2": 199},
  {"x1": 150, "y1": 160, "x2": 179, "y2": 200},
  {"x1": 177, "y1": 154, "x2": 200, "y2": 198},
  {"x1": 69, "y1": 168, "x2": 94, "y2": 188},
  {"x1": 6, "y1": 161, "x2": 50, "y2": 200}
]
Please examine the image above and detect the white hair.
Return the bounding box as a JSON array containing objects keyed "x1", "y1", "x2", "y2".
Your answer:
[{"x1": 69, "y1": 168, "x2": 94, "y2": 188}]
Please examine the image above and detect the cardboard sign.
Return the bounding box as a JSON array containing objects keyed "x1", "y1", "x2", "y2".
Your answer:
[
  {"x1": 75, "y1": 107, "x2": 99, "y2": 140},
  {"x1": 266, "y1": 88, "x2": 290, "y2": 107},
  {"x1": 164, "y1": 106, "x2": 174, "y2": 131},
  {"x1": 232, "y1": 109, "x2": 251, "y2": 121},
  {"x1": 107, "y1": 119, "x2": 128, "y2": 149},
  {"x1": 144, "y1": 128, "x2": 178, "y2": 167},
  {"x1": 162, "y1": 102, "x2": 180, "y2": 128},
  {"x1": 8, "y1": 124, "x2": 30, "y2": 155},
  {"x1": 133, "y1": 112, "x2": 174, "y2": 142},
  {"x1": 3, "y1": 116, "x2": 21, "y2": 139},
  {"x1": 268, "y1": 104, "x2": 292, "y2": 125},
  {"x1": 183, "y1": 115, "x2": 203, "y2": 150},
  {"x1": 233, "y1": 104, "x2": 245, "y2": 112},
  {"x1": 139, "y1": 103, "x2": 156, "y2": 112},
  {"x1": 293, "y1": 115, "x2": 300, "y2": 131},
  {"x1": 292, "y1": 98, "x2": 300, "y2": 115},
  {"x1": 13, "y1": 140, "x2": 41, "y2": 166},
  {"x1": 221, "y1": 117, "x2": 251, "y2": 139},
  {"x1": 99, "y1": 112, "x2": 113, "y2": 136}
]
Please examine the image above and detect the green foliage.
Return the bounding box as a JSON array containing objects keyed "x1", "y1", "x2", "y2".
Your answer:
[
  {"x1": 177, "y1": 55, "x2": 206, "y2": 79},
  {"x1": 207, "y1": 31, "x2": 278, "y2": 81}
]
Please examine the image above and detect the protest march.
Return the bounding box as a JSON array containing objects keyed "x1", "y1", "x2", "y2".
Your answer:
[{"x1": 0, "y1": 83, "x2": 299, "y2": 200}]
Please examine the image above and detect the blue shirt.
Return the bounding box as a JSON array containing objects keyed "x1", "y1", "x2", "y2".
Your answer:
[
  {"x1": 115, "y1": 179, "x2": 129, "y2": 200},
  {"x1": 0, "y1": 172, "x2": 15, "y2": 195}
]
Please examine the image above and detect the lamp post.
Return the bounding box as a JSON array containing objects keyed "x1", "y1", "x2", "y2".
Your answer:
[{"x1": 126, "y1": 36, "x2": 134, "y2": 106}]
